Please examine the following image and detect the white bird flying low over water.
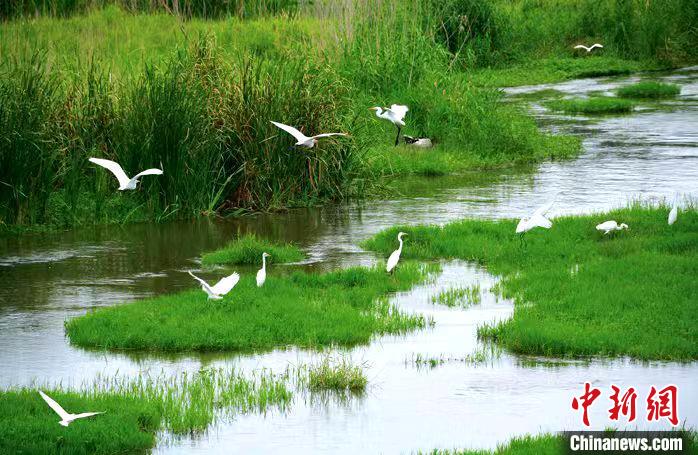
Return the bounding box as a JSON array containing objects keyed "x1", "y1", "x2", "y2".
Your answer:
[
  {"x1": 188, "y1": 271, "x2": 240, "y2": 300},
  {"x1": 88, "y1": 158, "x2": 163, "y2": 190},
  {"x1": 596, "y1": 220, "x2": 629, "y2": 235},
  {"x1": 270, "y1": 121, "x2": 348, "y2": 149},
  {"x1": 668, "y1": 195, "x2": 679, "y2": 225},
  {"x1": 386, "y1": 232, "x2": 407, "y2": 274},
  {"x1": 370, "y1": 104, "x2": 409, "y2": 146},
  {"x1": 574, "y1": 43, "x2": 603, "y2": 53},
  {"x1": 256, "y1": 252, "x2": 270, "y2": 287},
  {"x1": 39, "y1": 390, "x2": 104, "y2": 427}
]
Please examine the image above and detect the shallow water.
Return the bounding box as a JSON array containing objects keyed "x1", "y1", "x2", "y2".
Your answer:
[{"x1": 1, "y1": 68, "x2": 697, "y2": 452}]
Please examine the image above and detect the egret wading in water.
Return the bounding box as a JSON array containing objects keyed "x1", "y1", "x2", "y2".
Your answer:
[
  {"x1": 270, "y1": 121, "x2": 348, "y2": 149},
  {"x1": 386, "y1": 232, "x2": 407, "y2": 274},
  {"x1": 188, "y1": 271, "x2": 240, "y2": 300},
  {"x1": 574, "y1": 43, "x2": 603, "y2": 53},
  {"x1": 668, "y1": 195, "x2": 679, "y2": 225},
  {"x1": 370, "y1": 104, "x2": 409, "y2": 146},
  {"x1": 596, "y1": 220, "x2": 629, "y2": 235},
  {"x1": 88, "y1": 158, "x2": 163, "y2": 190},
  {"x1": 256, "y1": 252, "x2": 270, "y2": 287},
  {"x1": 38, "y1": 390, "x2": 104, "y2": 427}
]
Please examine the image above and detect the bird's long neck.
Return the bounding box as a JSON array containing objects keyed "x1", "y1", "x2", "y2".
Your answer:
[
  {"x1": 262, "y1": 255, "x2": 267, "y2": 270},
  {"x1": 397, "y1": 237, "x2": 403, "y2": 253}
]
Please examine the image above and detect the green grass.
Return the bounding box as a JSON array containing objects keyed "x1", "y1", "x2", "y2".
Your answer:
[
  {"x1": 617, "y1": 81, "x2": 682, "y2": 99},
  {"x1": 431, "y1": 284, "x2": 482, "y2": 307},
  {"x1": 545, "y1": 97, "x2": 634, "y2": 114},
  {"x1": 363, "y1": 206, "x2": 698, "y2": 360},
  {"x1": 424, "y1": 434, "x2": 565, "y2": 454},
  {"x1": 410, "y1": 346, "x2": 501, "y2": 369},
  {"x1": 66, "y1": 262, "x2": 437, "y2": 352},
  {"x1": 0, "y1": 390, "x2": 161, "y2": 454},
  {"x1": 201, "y1": 234, "x2": 304, "y2": 266},
  {"x1": 306, "y1": 357, "x2": 368, "y2": 392}
]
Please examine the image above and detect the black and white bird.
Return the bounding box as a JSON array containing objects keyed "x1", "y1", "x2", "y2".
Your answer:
[{"x1": 403, "y1": 135, "x2": 433, "y2": 148}]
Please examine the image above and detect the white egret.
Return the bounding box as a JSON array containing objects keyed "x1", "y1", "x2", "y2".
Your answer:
[
  {"x1": 88, "y1": 158, "x2": 162, "y2": 190},
  {"x1": 668, "y1": 195, "x2": 679, "y2": 225},
  {"x1": 404, "y1": 135, "x2": 433, "y2": 148},
  {"x1": 386, "y1": 232, "x2": 407, "y2": 274},
  {"x1": 256, "y1": 252, "x2": 270, "y2": 287},
  {"x1": 370, "y1": 104, "x2": 409, "y2": 146},
  {"x1": 596, "y1": 220, "x2": 629, "y2": 235},
  {"x1": 38, "y1": 390, "x2": 104, "y2": 427},
  {"x1": 270, "y1": 121, "x2": 347, "y2": 149},
  {"x1": 516, "y1": 193, "x2": 560, "y2": 234},
  {"x1": 574, "y1": 43, "x2": 603, "y2": 53},
  {"x1": 188, "y1": 271, "x2": 240, "y2": 300}
]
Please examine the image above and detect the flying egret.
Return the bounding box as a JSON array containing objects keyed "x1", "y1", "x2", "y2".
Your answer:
[
  {"x1": 516, "y1": 193, "x2": 560, "y2": 235},
  {"x1": 270, "y1": 121, "x2": 347, "y2": 149},
  {"x1": 596, "y1": 220, "x2": 629, "y2": 235},
  {"x1": 88, "y1": 158, "x2": 162, "y2": 190},
  {"x1": 370, "y1": 104, "x2": 409, "y2": 146},
  {"x1": 668, "y1": 195, "x2": 679, "y2": 225},
  {"x1": 38, "y1": 390, "x2": 104, "y2": 427},
  {"x1": 386, "y1": 232, "x2": 407, "y2": 274},
  {"x1": 188, "y1": 271, "x2": 240, "y2": 300},
  {"x1": 256, "y1": 252, "x2": 270, "y2": 287},
  {"x1": 574, "y1": 43, "x2": 603, "y2": 53}
]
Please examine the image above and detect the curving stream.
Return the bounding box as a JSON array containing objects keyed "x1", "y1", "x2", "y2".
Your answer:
[{"x1": 1, "y1": 67, "x2": 697, "y2": 453}]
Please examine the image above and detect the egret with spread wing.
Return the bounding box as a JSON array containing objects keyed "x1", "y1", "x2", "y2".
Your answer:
[
  {"x1": 88, "y1": 158, "x2": 162, "y2": 191},
  {"x1": 270, "y1": 121, "x2": 347, "y2": 149},
  {"x1": 188, "y1": 271, "x2": 240, "y2": 300},
  {"x1": 39, "y1": 390, "x2": 104, "y2": 427},
  {"x1": 370, "y1": 104, "x2": 409, "y2": 146}
]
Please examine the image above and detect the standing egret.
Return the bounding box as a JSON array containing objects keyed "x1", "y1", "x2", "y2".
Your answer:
[
  {"x1": 370, "y1": 104, "x2": 409, "y2": 146},
  {"x1": 596, "y1": 220, "x2": 629, "y2": 235},
  {"x1": 270, "y1": 121, "x2": 347, "y2": 149},
  {"x1": 386, "y1": 232, "x2": 407, "y2": 274},
  {"x1": 88, "y1": 158, "x2": 162, "y2": 190},
  {"x1": 38, "y1": 390, "x2": 104, "y2": 427},
  {"x1": 188, "y1": 271, "x2": 240, "y2": 300},
  {"x1": 668, "y1": 195, "x2": 679, "y2": 225},
  {"x1": 256, "y1": 252, "x2": 270, "y2": 287},
  {"x1": 574, "y1": 43, "x2": 603, "y2": 53}
]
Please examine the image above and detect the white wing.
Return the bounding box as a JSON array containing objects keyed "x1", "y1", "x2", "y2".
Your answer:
[
  {"x1": 574, "y1": 45, "x2": 589, "y2": 50},
  {"x1": 529, "y1": 214, "x2": 552, "y2": 229},
  {"x1": 311, "y1": 133, "x2": 348, "y2": 139},
  {"x1": 388, "y1": 104, "x2": 409, "y2": 121},
  {"x1": 211, "y1": 272, "x2": 240, "y2": 296},
  {"x1": 256, "y1": 269, "x2": 266, "y2": 287},
  {"x1": 89, "y1": 158, "x2": 131, "y2": 188},
  {"x1": 515, "y1": 217, "x2": 529, "y2": 233},
  {"x1": 39, "y1": 391, "x2": 71, "y2": 421},
  {"x1": 131, "y1": 168, "x2": 163, "y2": 181},
  {"x1": 188, "y1": 271, "x2": 215, "y2": 296},
  {"x1": 72, "y1": 412, "x2": 104, "y2": 420},
  {"x1": 668, "y1": 206, "x2": 678, "y2": 225},
  {"x1": 271, "y1": 121, "x2": 309, "y2": 143},
  {"x1": 590, "y1": 44, "x2": 603, "y2": 50},
  {"x1": 386, "y1": 250, "x2": 401, "y2": 272}
]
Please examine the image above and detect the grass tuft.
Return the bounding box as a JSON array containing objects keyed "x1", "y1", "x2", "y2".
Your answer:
[
  {"x1": 617, "y1": 81, "x2": 681, "y2": 99},
  {"x1": 306, "y1": 357, "x2": 368, "y2": 392},
  {"x1": 431, "y1": 285, "x2": 482, "y2": 307},
  {"x1": 201, "y1": 234, "x2": 304, "y2": 266},
  {"x1": 545, "y1": 97, "x2": 633, "y2": 114},
  {"x1": 65, "y1": 263, "x2": 437, "y2": 352}
]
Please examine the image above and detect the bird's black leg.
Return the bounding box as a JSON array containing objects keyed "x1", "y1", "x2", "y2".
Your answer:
[{"x1": 395, "y1": 126, "x2": 401, "y2": 146}]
